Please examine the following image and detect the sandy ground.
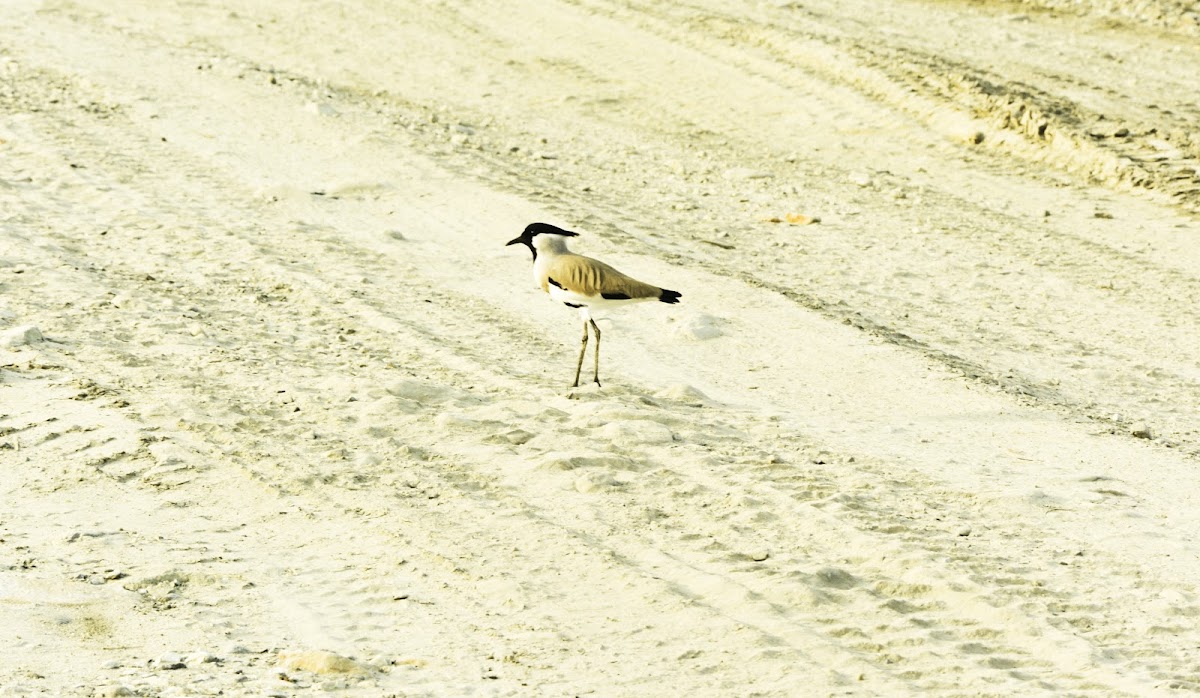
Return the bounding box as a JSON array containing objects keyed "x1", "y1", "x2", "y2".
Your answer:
[{"x1": 3, "y1": 0, "x2": 1200, "y2": 695}]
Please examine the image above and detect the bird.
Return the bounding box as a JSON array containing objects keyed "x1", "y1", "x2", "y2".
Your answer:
[{"x1": 506, "y1": 222, "x2": 681, "y2": 388}]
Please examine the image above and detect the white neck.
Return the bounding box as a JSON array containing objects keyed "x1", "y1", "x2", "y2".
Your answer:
[{"x1": 532, "y1": 234, "x2": 572, "y2": 256}]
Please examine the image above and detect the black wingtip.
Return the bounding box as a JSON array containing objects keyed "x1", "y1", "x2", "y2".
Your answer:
[{"x1": 659, "y1": 289, "x2": 682, "y2": 304}]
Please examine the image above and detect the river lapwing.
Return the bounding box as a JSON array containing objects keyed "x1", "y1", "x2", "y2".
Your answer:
[{"x1": 506, "y1": 223, "x2": 681, "y2": 387}]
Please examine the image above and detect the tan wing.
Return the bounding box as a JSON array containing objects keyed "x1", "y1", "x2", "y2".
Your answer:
[{"x1": 542, "y1": 254, "x2": 662, "y2": 299}]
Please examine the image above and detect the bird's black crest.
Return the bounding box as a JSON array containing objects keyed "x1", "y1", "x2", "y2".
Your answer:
[
  {"x1": 525, "y1": 223, "x2": 579, "y2": 238},
  {"x1": 506, "y1": 223, "x2": 580, "y2": 261}
]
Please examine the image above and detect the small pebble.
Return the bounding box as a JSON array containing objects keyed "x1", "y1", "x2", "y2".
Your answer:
[
  {"x1": 93, "y1": 686, "x2": 134, "y2": 698},
  {"x1": 957, "y1": 526, "x2": 972, "y2": 537},
  {"x1": 185, "y1": 651, "x2": 219, "y2": 665},
  {"x1": 1131, "y1": 423, "x2": 1154, "y2": 439},
  {"x1": 750, "y1": 550, "x2": 770, "y2": 562},
  {"x1": 152, "y1": 652, "x2": 187, "y2": 670}
]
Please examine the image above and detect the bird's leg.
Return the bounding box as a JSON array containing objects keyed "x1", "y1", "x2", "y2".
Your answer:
[
  {"x1": 590, "y1": 318, "x2": 602, "y2": 387},
  {"x1": 573, "y1": 319, "x2": 589, "y2": 387}
]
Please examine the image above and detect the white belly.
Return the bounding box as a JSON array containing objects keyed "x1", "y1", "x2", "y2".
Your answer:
[{"x1": 547, "y1": 283, "x2": 652, "y2": 311}]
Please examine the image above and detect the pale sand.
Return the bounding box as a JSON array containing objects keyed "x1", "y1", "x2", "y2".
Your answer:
[{"x1": 2, "y1": 0, "x2": 1200, "y2": 695}]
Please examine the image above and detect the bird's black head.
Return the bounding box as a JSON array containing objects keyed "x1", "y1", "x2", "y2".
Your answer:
[{"x1": 505, "y1": 222, "x2": 579, "y2": 261}]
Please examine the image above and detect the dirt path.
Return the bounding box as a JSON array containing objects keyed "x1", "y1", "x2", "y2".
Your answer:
[{"x1": 3, "y1": 1, "x2": 1199, "y2": 695}]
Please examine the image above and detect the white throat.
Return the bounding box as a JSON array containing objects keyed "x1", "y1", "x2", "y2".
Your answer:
[{"x1": 532, "y1": 234, "x2": 572, "y2": 256}]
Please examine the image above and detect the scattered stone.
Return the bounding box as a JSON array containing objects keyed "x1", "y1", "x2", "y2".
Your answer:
[
  {"x1": 1, "y1": 325, "x2": 43, "y2": 348},
  {"x1": 93, "y1": 686, "x2": 134, "y2": 698},
  {"x1": 123, "y1": 570, "x2": 187, "y2": 600},
  {"x1": 957, "y1": 526, "x2": 973, "y2": 537},
  {"x1": 150, "y1": 652, "x2": 186, "y2": 670},
  {"x1": 277, "y1": 649, "x2": 368, "y2": 675},
  {"x1": 185, "y1": 651, "x2": 219, "y2": 665},
  {"x1": 224, "y1": 643, "x2": 253, "y2": 655},
  {"x1": 750, "y1": 550, "x2": 770, "y2": 562},
  {"x1": 1131, "y1": 423, "x2": 1154, "y2": 439},
  {"x1": 387, "y1": 230, "x2": 406, "y2": 241},
  {"x1": 848, "y1": 172, "x2": 873, "y2": 187}
]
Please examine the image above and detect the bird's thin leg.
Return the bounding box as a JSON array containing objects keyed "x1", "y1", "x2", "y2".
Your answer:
[
  {"x1": 573, "y1": 320, "x2": 589, "y2": 387},
  {"x1": 590, "y1": 318, "x2": 602, "y2": 387}
]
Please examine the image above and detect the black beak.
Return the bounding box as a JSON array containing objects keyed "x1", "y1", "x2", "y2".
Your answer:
[{"x1": 506, "y1": 232, "x2": 537, "y2": 261}]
